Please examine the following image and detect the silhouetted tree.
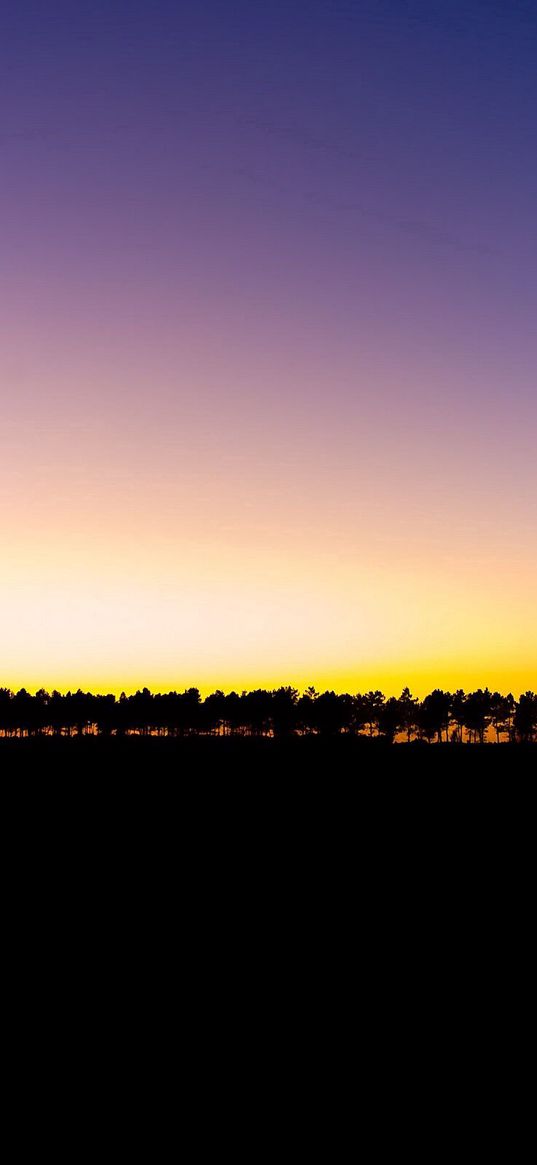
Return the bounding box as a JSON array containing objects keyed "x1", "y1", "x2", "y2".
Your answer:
[
  {"x1": 514, "y1": 692, "x2": 537, "y2": 743},
  {"x1": 450, "y1": 690, "x2": 466, "y2": 743},
  {"x1": 377, "y1": 696, "x2": 402, "y2": 743},
  {"x1": 313, "y1": 691, "x2": 353, "y2": 735},
  {"x1": 362, "y1": 691, "x2": 385, "y2": 737},
  {"x1": 296, "y1": 688, "x2": 317, "y2": 734},
  {"x1": 490, "y1": 693, "x2": 515, "y2": 744},
  {"x1": 398, "y1": 688, "x2": 419, "y2": 743},
  {"x1": 272, "y1": 687, "x2": 299, "y2": 737},
  {"x1": 420, "y1": 690, "x2": 451, "y2": 743},
  {"x1": 203, "y1": 690, "x2": 227, "y2": 735},
  {"x1": 464, "y1": 689, "x2": 492, "y2": 744}
]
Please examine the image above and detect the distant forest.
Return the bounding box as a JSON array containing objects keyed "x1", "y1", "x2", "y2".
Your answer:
[{"x1": 0, "y1": 685, "x2": 536, "y2": 743}]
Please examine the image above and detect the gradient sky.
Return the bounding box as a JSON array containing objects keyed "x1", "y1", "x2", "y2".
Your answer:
[{"x1": 1, "y1": 0, "x2": 536, "y2": 695}]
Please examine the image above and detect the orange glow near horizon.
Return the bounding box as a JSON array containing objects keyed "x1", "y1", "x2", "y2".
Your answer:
[{"x1": 1, "y1": 472, "x2": 535, "y2": 697}]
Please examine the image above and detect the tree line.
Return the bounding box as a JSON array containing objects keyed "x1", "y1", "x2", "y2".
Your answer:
[{"x1": 0, "y1": 685, "x2": 536, "y2": 742}]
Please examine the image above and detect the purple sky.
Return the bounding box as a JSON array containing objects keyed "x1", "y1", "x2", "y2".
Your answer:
[{"x1": 1, "y1": 1, "x2": 536, "y2": 692}]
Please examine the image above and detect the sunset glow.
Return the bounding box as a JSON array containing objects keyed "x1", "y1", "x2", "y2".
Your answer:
[{"x1": 1, "y1": 2, "x2": 535, "y2": 696}]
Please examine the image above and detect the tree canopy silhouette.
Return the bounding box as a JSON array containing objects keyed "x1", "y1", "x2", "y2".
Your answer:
[{"x1": 0, "y1": 685, "x2": 535, "y2": 742}]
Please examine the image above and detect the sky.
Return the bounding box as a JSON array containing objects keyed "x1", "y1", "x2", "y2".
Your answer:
[{"x1": 1, "y1": 0, "x2": 536, "y2": 696}]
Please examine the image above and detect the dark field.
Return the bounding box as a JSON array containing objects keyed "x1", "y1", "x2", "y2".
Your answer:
[
  {"x1": 3, "y1": 735, "x2": 533, "y2": 908},
  {"x1": 1, "y1": 734, "x2": 535, "y2": 776}
]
